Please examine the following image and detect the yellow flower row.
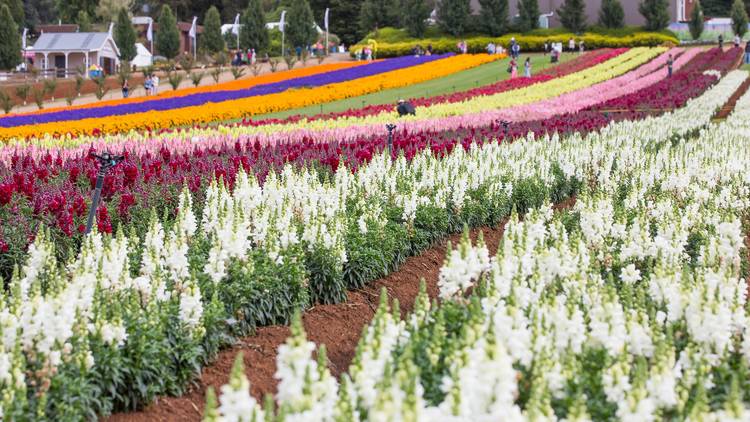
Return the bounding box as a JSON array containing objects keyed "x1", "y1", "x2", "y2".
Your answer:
[{"x1": 0, "y1": 54, "x2": 503, "y2": 142}]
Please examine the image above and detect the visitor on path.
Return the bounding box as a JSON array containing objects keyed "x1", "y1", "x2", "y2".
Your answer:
[
  {"x1": 667, "y1": 54, "x2": 674, "y2": 77},
  {"x1": 524, "y1": 57, "x2": 532, "y2": 78},
  {"x1": 251, "y1": 49, "x2": 257, "y2": 65},
  {"x1": 511, "y1": 42, "x2": 520, "y2": 59},
  {"x1": 569, "y1": 38, "x2": 575, "y2": 52},
  {"x1": 234, "y1": 50, "x2": 242, "y2": 66},
  {"x1": 509, "y1": 58, "x2": 518, "y2": 79},
  {"x1": 144, "y1": 75, "x2": 152, "y2": 96},
  {"x1": 427, "y1": 44, "x2": 433, "y2": 55},
  {"x1": 487, "y1": 42, "x2": 496, "y2": 55},
  {"x1": 396, "y1": 99, "x2": 416, "y2": 116},
  {"x1": 735, "y1": 35, "x2": 741, "y2": 48},
  {"x1": 579, "y1": 40, "x2": 585, "y2": 53},
  {"x1": 745, "y1": 42, "x2": 750, "y2": 64},
  {"x1": 152, "y1": 74, "x2": 159, "y2": 95},
  {"x1": 551, "y1": 48, "x2": 560, "y2": 63},
  {"x1": 121, "y1": 79, "x2": 129, "y2": 98},
  {"x1": 544, "y1": 41, "x2": 549, "y2": 55},
  {"x1": 719, "y1": 34, "x2": 724, "y2": 49}
]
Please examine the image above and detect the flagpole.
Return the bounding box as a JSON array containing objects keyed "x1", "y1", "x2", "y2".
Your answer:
[
  {"x1": 280, "y1": 11, "x2": 286, "y2": 57},
  {"x1": 325, "y1": 8, "x2": 329, "y2": 56}
]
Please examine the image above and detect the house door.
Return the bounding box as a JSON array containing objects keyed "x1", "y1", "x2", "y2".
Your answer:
[{"x1": 54, "y1": 55, "x2": 66, "y2": 77}]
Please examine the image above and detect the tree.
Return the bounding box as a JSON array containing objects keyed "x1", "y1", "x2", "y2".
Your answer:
[
  {"x1": 359, "y1": 0, "x2": 399, "y2": 35},
  {"x1": 517, "y1": 0, "x2": 539, "y2": 31},
  {"x1": 97, "y1": 0, "x2": 134, "y2": 22},
  {"x1": 0, "y1": 5, "x2": 21, "y2": 70},
  {"x1": 438, "y1": 0, "x2": 470, "y2": 36},
  {"x1": 77, "y1": 10, "x2": 92, "y2": 31},
  {"x1": 598, "y1": 0, "x2": 624, "y2": 28},
  {"x1": 401, "y1": 0, "x2": 431, "y2": 37},
  {"x1": 479, "y1": 0, "x2": 509, "y2": 36},
  {"x1": 286, "y1": 0, "x2": 316, "y2": 49},
  {"x1": 222, "y1": 0, "x2": 250, "y2": 22},
  {"x1": 731, "y1": 0, "x2": 748, "y2": 37},
  {"x1": 239, "y1": 0, "x2": 270, "y2": 53},
  {"x1": 55, "y1": 0, "x2": 97, "y2": 22},
  {"x1": 558, "y1": 0, "x2": 586, "y2": 33},
  {"x1": 639, "y1": 0, "x2": 670, "y2": 31},
  {"x1": 330, "y1": 0, "x2": 362, "y2": 45},
  {"x1": 1, "y1": 0, "x2": 23, "y2": 24},
  {"x1": 202, "y1": 5, "x2": 225, "y2": 53},
  {"x1": 156, "y1": 4, "x2": 180, "y2": 59},
  {"x1": 689, "y1": 0, "x2": 704, "y2": 40},
  {"x1": 114, "y1": 8, "x2": 137, "y2": 61}
]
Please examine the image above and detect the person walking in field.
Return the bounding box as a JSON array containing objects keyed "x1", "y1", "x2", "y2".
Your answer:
[
  {"x1": 745, "y1": 42, "x2": 750, "y2": 64},
  {"x1": 719, "y1": 34, "x2": 724, "y2": 49},
  {"x1": 396, "y1": 99, "x2": 416, "y2": 116},
  {"x1": 152, "y1": 74, "x2": 159, "y2": 95},
  {"x1": 579, "y1": 39, "x2": 585, "y2": 53},
  {"x1": 524, "y1": 57, "x2": 532, "y2": 78},
  {"x1": 144, "y1": 75, "x2": 152, "y2": 96},
  {"x1": 667, "y1": 53, "x2": 674, "y2": 77},
  {"x1": 569, "y1": 38, "x2": 575, "y2": 52},
  {"x1": 121, "y1": 79, "x2": 129, "y2": 98},
  {"x1": 509, "y1": 58, "x2": 518, "y2": 79},
  {"x1": 734, "y1": 35, "x2": 741, "y2": 48}
]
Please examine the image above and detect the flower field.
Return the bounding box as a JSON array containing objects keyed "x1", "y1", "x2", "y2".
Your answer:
[{"x1": 1, "y1": 47, "x2": 750, "y2": 421}]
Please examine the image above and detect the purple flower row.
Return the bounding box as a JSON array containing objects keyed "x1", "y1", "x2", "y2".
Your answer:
[{"x1": 0, "y1": 54, "x2": 452, "y2": 128}]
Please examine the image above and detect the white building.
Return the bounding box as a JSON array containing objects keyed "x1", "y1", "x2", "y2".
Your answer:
[{"x1": 29, "y1": 32, "x2": 120, "y2": 77}]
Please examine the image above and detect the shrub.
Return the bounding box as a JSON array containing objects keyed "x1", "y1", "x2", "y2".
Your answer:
[
  {"x1": 14, "y1": 83, "x2": 30, "y2": 105},
  {"x1": 0, "y1": 89, "x2": 13, "y2": 113},
  {"x1": 189, "y1": 71, "x2": 204, "y2": 87},
  {"x1": 167, "y1": 71, "x2": 184, "y2": 90},
  {"x1": 32, "y1": 88, "x2": 45, "y2": 109},
  {"x1": 230, "y1": 66, "x2": 245, "y2": 80},
  {"x1": 43, "y1": 78, "x2": 57, "y2": 101},
  {"x1": 351, "y1": 30, "x2": 678, "y2": 58}
]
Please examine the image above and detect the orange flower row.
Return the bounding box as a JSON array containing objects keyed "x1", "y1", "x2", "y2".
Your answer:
[
  {"x1": 7, "y1": 61, "x2": 367, "y2": 117},
  {"x1": 0, "y1": 54, "x2": 502, "y2": 141}
]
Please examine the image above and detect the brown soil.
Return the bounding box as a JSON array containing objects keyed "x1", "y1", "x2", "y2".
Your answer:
[
  {"x1": 106, "y1": 197, "x2": 577, "y2": 422},
  {"x1": 713, "y1": 74, "x2": 750, "y2": 120}
]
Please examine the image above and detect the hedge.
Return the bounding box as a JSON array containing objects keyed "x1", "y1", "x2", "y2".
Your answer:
[{"x1": 352, "y1": 31, "x2": 679, "y2": 58}]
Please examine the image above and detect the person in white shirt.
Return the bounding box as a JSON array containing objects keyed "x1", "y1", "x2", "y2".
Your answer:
[{"x1": 152, "y1": 75, "x2": 159, "y2": 95}]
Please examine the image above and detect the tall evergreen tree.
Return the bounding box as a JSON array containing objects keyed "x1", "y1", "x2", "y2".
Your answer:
[
  {"x1": 0, "y1": 4, "x2": 21, "y2": 70},
  {"x1": 598, "y1": 0, "x2": 624, "y2": 28},
  {"x1": 1, "y1": 0, "x2": 23, "y2": 24},
  {"x1": 731, "y1": 0, "x2": 748, "y2": 36},
  {"x1": 286, "y1": 0, "x2": 316, "y2": 49},
  {"x1": 479, "y1": 0, "x2": 509, "y2": 36},
  {"x1": 239, "y1": 0, "x2": 270, "y2": 53},
  {"x1": 222, "y1": 0, "x2": 250, "y2": 22},
  {"x1": 689, "y1": 0, "x2": 704, "y2": 40},
  {"x1": 76, "y1": 10, "x2": 92, "y2": 31},
  {"x1": 639, "y1": 0, "x2": 670, "y2": 31},
  {"x1": 202, "y1": 5, "x2": 225, "y2": 53},
  {"x1": 359, "y1": 0, "x2": 399, "y2": 35},
  {"x1": 517, "y1": 0, "x2": 539, "y2": 31},
  {"x1": 114, "y1": 8, "x2": 137, "y2": 61},
  {"x1": 438, "y1": 0, "x2": 470, "y2": 36},
  {"x1": 156, "y1": 4, "x2": 180, "y2": 59},
  {"x1": 558, "y1": 0, "x2": 586, "y2": 33},
  {"x1": 55, "y1": 0, "x2": 96, "y2": 22},
  {"x1": 401, "y1": 0, "x2": 431, "y2": 37},
  {"x1": 330, "y1": 0, "x2": 362, "y2": 45}
]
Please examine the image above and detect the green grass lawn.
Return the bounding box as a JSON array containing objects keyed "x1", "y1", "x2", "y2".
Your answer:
[{"x1": 250, "y1": 52, "x2": 576, "y2": 121}]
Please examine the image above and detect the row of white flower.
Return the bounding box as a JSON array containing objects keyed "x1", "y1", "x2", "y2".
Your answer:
[
  {"x1": 0, "y1": 70, "x2": 745, "y2": 419},
  {"x1": 208, "y1": 70, "x2": 750, "y2": 421}
]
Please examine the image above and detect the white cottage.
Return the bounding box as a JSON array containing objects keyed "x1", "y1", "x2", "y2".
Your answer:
[{"x1": 29, "y1": 32, "x2": 120, "y2": 78}]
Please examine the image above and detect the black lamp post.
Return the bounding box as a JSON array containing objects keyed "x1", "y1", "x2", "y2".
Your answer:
[{"x1": 84, "y1": 152, "x2": 125, "y2": 235}]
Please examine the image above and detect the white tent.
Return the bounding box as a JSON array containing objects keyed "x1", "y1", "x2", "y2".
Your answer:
[{"x1": 131, "y1": 43, "x2": 153, "y2": 67}]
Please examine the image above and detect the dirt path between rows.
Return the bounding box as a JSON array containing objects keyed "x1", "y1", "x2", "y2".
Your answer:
[{"x1": 106, "y1": 196, "x2": 576, "y2": 422}]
